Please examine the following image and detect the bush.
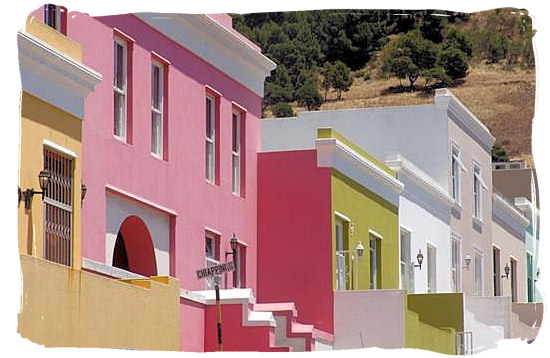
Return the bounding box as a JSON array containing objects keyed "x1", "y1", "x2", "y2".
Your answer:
[{"x1": 271, "y1": 102, "x2": 294, "y2": 117}]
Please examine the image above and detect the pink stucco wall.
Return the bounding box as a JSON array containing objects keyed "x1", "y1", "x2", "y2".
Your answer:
[
  {"x1": 63, "y1": 11, "x2": 263, "y2": 351},
  {"x1": 257, "y1": 150, "x2": 334, "y2": 333}
]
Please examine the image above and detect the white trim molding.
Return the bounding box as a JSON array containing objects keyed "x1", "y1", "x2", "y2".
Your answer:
[
  {"x1": 493, "y1": 193, "x2": 530, "y2": 227},
  {"x1": 316, "y1": 138, "x2": 404, "y2": 206},
  {"x1": 134, "y1": 13, "x2": 276, "y2": 97},
  {"x1": 335, "y1": 211, "x2": 351, "y2": 222},
  {"x1": 18, "y1": 31, "x2": 102, "y2": 119},
  {"x1": 42, "y1": 139, "x2": 78, "y2": 158},
  {"x1": 385, "y1": 152, "x2": 454, "y2": 207},
  {"x1": 435, "y1": 89, "x2": 496, "y2": 153}
]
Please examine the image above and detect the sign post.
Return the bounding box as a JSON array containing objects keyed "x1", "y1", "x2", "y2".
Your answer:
[{"x1": 196, "y1": 261, "x2": 236, "y2": 352}]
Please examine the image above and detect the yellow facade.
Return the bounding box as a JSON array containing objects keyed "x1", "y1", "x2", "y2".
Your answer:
[
  {"x1": 18, "y1": 16, "x2": 180, "y2": 350},
  {"x1": 18, "y1": 254, "x2": 180, "y2": 350}
]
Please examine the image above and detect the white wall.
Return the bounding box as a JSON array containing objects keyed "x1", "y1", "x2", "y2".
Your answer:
[
  {"x1": 262, "y1": 105, "x2": 449, "y2": 189},
  {"x1": 333, "y1": 290, "x2": 406, "y2": 349},
  {"x1": 399, "y1": 180, "x2": 452, "y2": 293},
  {"x1": 105, "y1": 192, "x2": 170, "y2": 276}
]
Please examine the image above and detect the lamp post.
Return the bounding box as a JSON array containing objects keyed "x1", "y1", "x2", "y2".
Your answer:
[{"x1": 19, "y1": 169, "x2": 51, "y2": 210}]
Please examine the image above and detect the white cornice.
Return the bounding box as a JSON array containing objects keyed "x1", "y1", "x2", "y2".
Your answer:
[
  {"x1": 493, "y1": 193, "x2": 530, "y2": 227},
  {"x1": 18, "y1": 31, "x2": 102, "y2": 119},
  {"x1": 316, "y1": 138, "x2": 404, "y2": 206},
  {"x1": 514, "y1": 197, "x2": 540, "y2": 218},
  {"x1": 385, "y1": 152, "x2": 454, "y2": 208},
  {"x1": 435, "y1": 89, "x2": 496, "y2": 153},
  {"x1": 134, "y1": 13, "x2": 276, "y2": 97}
]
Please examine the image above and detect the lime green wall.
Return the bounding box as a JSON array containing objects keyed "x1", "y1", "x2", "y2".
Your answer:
[
  {"x1": 331, "y1": 170, "x2": 399, "y2": 290},
  {"x1": 405, "y1": 310, "x2": 456, "y2": 355}
]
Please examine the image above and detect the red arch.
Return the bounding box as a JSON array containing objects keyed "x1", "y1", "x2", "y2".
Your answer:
[{"x1": 117, "y1": 215, "x2": 157, "y2": 277}]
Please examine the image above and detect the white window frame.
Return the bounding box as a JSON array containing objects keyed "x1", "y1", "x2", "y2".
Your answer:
[
  {"x1": 113, "y1": 37, "x2": 128, "y2": 141},
  {"x1": 400, "y1": 227, "x2": 413, "y2": 292},
  {"x1": 151, "y1": 60, "x2": 164, "y2": 158},
  {"x1": 451, "y1": 236, "x2": 462, "y2": 292},
  {"x1": 473, "y1": 249, "x2": 484, "y2": 296},
  {"x1": 205, "y1": 95, "x2": 216, "y2": 183},
  {"x1": 205, "y1": 233, "x2": 220, "y2": 290},
  {"x1": 335, "y1": 218, "x2": 347, "y2": 290},
  {"x1": 232, "y1": 110, "x2": 241, "y2": 195},
  {"x1": 473, "y1": 161, "x2": 487, "y2": 220},
  {"x1": 369, "y1": 234, "x2": 380, "y2": 290},
  {"x1": 451, "y1": 143, "x2": 467, "y2": 204},
  {"x1": 427, "y1": 243, "x2": 437, "y2": 293}
]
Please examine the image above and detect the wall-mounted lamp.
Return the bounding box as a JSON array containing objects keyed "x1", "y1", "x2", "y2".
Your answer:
[
  {"x1": 225, "y1": 234, "x2": 239, "y2": 261},
  {"x1": 355, "y1": 241, "x2": 365, "y2": 259},
  {"x1": 535, "y1": 268, "x2": 540, "y2": 282},
  {"x1": 502, "y1": 263, "x2": 511, "y2": 279},
  {"x1": 18, "y1": 169, "x2": 51, "y2": 210},
  {"x1": 463, "y1": 255, "x2": 472, "y2": 270},
  {"x1": 81, "y1": 182, "x2": 87, "y2": 203},
  {"x1": 413, "y1": 249, "x2": 424, "y2": 270}
]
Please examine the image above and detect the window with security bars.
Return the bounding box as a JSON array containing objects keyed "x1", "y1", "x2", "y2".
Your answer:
[
  {"x1": 205, "y1": 234, "x2": 220, "y2": 289},
  {"x1": 43, "y1": 148, "x2": 73, "y2": 266}
]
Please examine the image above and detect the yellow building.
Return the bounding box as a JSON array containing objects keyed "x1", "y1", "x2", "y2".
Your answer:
[{"x1": 17, "y1": 14, "x2": 180, "y2": 350}]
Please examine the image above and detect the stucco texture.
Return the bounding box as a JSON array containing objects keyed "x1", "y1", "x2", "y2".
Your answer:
[
  {"x1": 331, "y1": 170, "x2": 399, "y2": 290},
  {"x1": 18, "y1": 254, "x2": 180, "y2": 349}
]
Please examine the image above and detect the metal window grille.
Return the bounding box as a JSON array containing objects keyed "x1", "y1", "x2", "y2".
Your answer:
[
  {"x1": 456, "y1": 331, "x2": 473, "y2": 355},
  {"x1": 335, "y1": 252, "x2": 347, "y2": 290},
  {"x1": 43, "y1": 148, "x2": 73, "y2": 266}
]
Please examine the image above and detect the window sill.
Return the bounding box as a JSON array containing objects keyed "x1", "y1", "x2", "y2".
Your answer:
[
  {"x1": 205, "y1": 179, "x2": 219, "y2": 186},
  {"x1": 452, "y1": 201, "x2": 463, "y2": 213},
  {"x1": 472, "y1": 216, "x2": 484, "y2": 226},
  {"x1": 150, "y1": 152, "x2": 168, "y2": 163},
  {"x1": 232, "y1": 192, "x2": 245, "y2": 200},
  {"x1": 113, "y1": 135, "x2": 132, "y2": 147}
]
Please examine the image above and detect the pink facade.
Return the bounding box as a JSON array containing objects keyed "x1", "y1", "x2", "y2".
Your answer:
[
  {"x1": 54, "y1": 10, "x2": 267, "y2": 351},
  {"x1": 257, "y1": 150, "x2": 334, "y2": 333}
]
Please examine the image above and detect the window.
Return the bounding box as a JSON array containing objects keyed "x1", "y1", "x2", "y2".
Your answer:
[
  {"x1": 451, "y1": 237, "x2": 461, "y2": 292},
  {"x1": 493, "y1": 246, "x2": 501, "y2": 296},
  {"x1": 451, "y1": 144, "x2": 466, "y2": 203},
  {"x1": 44, "y1": 4, "x2": 65, "y2": 33},
  {"x1": 527, "y1": 253, "x2": 534, "y2": 302},
  {"x1": 233, "y1": 244, "x2": 246, "y2": 288},
  {"x1": 427, "y1": 244, "x2": 437, "y2": 293},
  {"x1": 205, "y1": 233, "x2": 220, "y2": 289},
  {"x1": 43, "y1": 148, "x2": 73, "y2": 266},
  {"x1": 474, "y1": 251, "x2": 483, "y2": 296},
  {"x1": 335, "y1": 218, "x2": 347, "y2": 290},
  {"x1": 400, "y1": 228, "x2": 413, "y2": 292},
  {"x1": 369, "y1": 234, "x2": 381, "y2": 290},
  {"x1": 114, "y1": 38, "x2": 127, "y2": 140},
  {"x1": 232, "y1": 110, "x2": 242, "y2": 195},
  {"x1": 473, "y1": 162, "x2": 487, "y2": 220},
  {"x1": 151, "y1": 61, "x2": 164, "y2": 157},
  {"x1": 510, "y1": 258, "x2": 518, "y2": 302},
  {"x1": 205, "y1": 95, "x2": 216, "y2": 183}
]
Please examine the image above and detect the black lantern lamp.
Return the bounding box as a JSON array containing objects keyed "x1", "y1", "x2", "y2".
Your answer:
[
  {"x1": 502, "y1": 263, "x2": 511, "y2": 279},
  {"x1": 19, "y1": 169, "x2": 51, "y2": 210},
  {"x1": 81, "y1": 182, "x2": 87, "y2": 203},
  {"x1": 413, "y1": 249, "x2": 424, "y2": 270},
  {"x1": 226, "y1": 234, "x2": 239, "y2": 261}
]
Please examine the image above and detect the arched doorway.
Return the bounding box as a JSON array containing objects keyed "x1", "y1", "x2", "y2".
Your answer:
[{"x1": 112, "y1": 215, "x2": 157, "y2": 277}]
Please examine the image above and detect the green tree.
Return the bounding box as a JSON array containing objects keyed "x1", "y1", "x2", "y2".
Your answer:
[
  {"x1": 439, "y1": 46, "x2": 469, "y2": 80},
  {"x1": 321, "y1": 62, "x2": 336, "y2": 101},
  {"x1": 271, "y1": 102, "x2": 294, "y2": 117},
  {"x1": 332, "y1": 61, "x2": 353, "y2": 100},
  {"x1": 381, "y1": 31, "x2": 438, "y2": 87},
  {"x1": 492, "y1": 143, "x2": 509, "y2": 162},
  {"x1": 296, "y1": 78, "x2": 323, "y2": 111}
]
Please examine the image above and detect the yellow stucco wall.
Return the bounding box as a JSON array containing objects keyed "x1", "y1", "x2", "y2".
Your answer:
[
  {"x1": 19, "y1": 92, "x2": 83, "y2": 268},
  {"x1": 405, "y1": 309, "x2": 456, "y2": 355},
  {"x1": 18, "y1": 254, "x2": 180, "y2": 350},
  {"x1": 331, "y1": 170, "x2": 400, "y2": 290},
  {"x1": 25, "y1": 16, "x2": 82, "y2": 61}
]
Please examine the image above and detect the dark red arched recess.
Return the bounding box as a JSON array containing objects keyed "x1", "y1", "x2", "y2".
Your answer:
[{"x1": 114, "y1": 215, "x2": 158, "y2": 277}]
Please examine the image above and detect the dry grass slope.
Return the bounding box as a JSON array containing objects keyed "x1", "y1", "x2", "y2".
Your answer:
[{"x1": 273, "y1": 65, "x2": 536, "y2": 164}]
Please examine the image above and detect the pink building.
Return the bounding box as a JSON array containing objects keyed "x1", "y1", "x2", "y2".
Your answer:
[{"x1": 27, "y1": 5, "x2": 339, "y2": 352}]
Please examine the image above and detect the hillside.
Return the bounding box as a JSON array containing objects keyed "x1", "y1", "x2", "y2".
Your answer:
[{"x1": 268, "y1": 65, "x2": 535, "y2": 164}]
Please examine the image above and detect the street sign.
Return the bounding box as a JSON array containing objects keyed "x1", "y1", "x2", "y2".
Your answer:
[{"x1": 196, "y1": 261, "x2": 235, "y2": 280}]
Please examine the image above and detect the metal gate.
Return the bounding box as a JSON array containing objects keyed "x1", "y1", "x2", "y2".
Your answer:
[{"x1": 456, "y1": 331, "x2": 473, "y2": 355}]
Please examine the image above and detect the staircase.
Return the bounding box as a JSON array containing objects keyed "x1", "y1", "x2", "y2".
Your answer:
[
  {"x1": 192, "y1": 288, "x2": 333, "y2": 352},
  {"x1": 464, "y1": 309, "x2": 505, "y2": 353}
]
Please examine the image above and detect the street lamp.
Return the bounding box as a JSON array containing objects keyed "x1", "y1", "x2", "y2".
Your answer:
[
  {"x1": 19, "y1": 169, "x2": 51, "y2": 210},
  {"x1": 225, "y1": 234, "x2": 239, "y2": 262},
  {"x1": 413, "y1": 249, "x2": 424, "y2": 270},
  {"x1": 81, "y1": 182, "x2": 87, "y2": 203}
]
